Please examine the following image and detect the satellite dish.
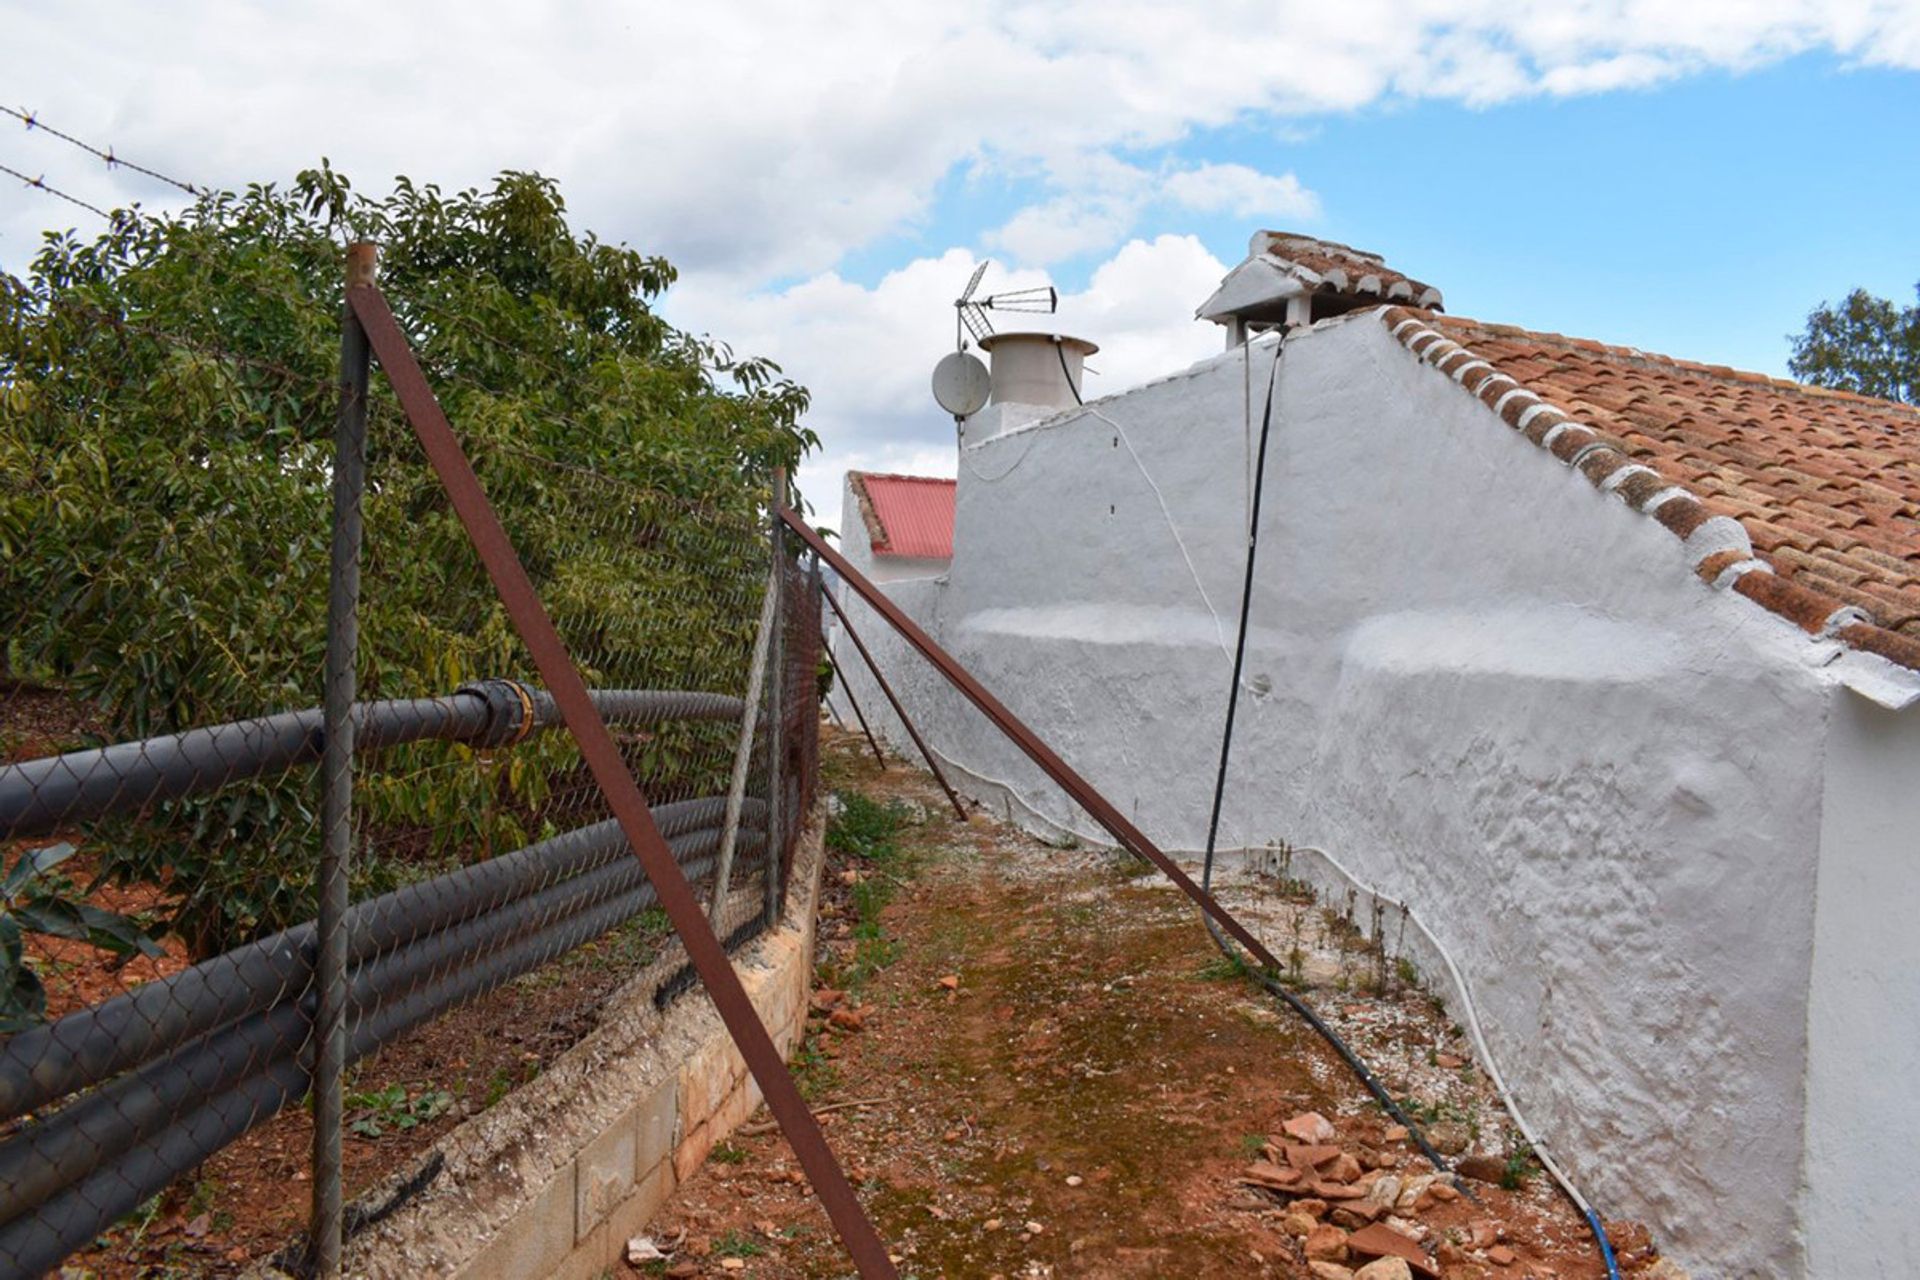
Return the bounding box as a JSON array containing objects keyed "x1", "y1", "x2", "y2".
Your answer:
[{"x1": 932, "y1": 350, "x2": 991, "y2": 418}]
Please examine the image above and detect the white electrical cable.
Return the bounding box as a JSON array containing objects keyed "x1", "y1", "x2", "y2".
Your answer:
[
  {"x1": 1285, "y1": 840, "x2": 1608, "y2": 1226},
  {"x1": 1084, "y1": 404, "x2": 1235, "y2": 669}
]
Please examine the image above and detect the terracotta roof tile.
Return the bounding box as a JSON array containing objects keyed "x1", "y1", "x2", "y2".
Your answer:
[
  {"x1": 1379, "y1": 306, "x2": 1920, "y2": 670},
  {"x1": 1252, "y1": 231, "x2": 1444, "y2": 309}
]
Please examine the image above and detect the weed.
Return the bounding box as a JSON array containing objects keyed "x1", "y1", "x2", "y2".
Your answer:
[
  {"x1": 826, "y1": 790, "x2": 921, "y2": 994},
  {"x1": 791, "y1": 1032, "x2": 841, "y2": 1101},
  {"x1": 1501, "y1": 1130, "x2": 1537, "y2": 1190},
  {"x1": 714, "y1": 1229, "x2": 765, "y2": 1258},
  {"x1": 1396, "y1": 956, "x2": 1420, "y2": 987},
  {"x1": 827, "y1": 791, "x2": 908, "y2": 862},
  {"x1": 347, "y1": 1083, "x2": 454, "y2": 1138},
  {"x1": 1238, "y1": 1133, "x2": 1269, "y2": 1158},
  {"x1": 1196, "y1": 953, "x2": 1249, "y2": 982},
  {"x1": 710, "y1": 1141, "x2": 748, "y2": 1165},
  {"x1": 483, "y1": 1068, "x2": 515, "y2": 1110},
  {"x1": 186, "y1": 1178, "x2": 220, "y2": 1218}
]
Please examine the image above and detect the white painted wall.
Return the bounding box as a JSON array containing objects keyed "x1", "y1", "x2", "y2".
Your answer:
[
  {"x1": 1801, "y1": 696, "x2": 1920, "y2": 1277},
  {"x1": 831, "y1": 312, "x2": 1917, "y2": 1276}
]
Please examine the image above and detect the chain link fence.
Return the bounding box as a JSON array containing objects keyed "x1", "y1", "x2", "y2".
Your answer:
[{"x1": 0, "y1": 289, "x2": 819, "y2": 1278}]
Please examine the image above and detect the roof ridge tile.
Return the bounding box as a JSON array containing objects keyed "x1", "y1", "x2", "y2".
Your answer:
[{"x1": 1377, "y1": 306, "x2": 1920, "y2": 674}]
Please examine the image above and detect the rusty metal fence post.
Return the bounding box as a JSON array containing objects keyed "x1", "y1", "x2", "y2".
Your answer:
[
  {"x1": 313, "y1": 242, "x2": 376, "y2": 1277},
  {"x1": 764, "y1": 467, "x2": 788, "y2": 926}
]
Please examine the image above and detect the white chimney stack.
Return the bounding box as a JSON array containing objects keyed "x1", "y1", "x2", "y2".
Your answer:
[{"x1": 977, "y1": 332, "x2": 1099, "y2": 410}]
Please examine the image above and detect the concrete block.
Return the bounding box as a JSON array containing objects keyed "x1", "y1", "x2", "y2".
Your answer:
[
  {"x1": 560, "y1": 1162, "x2": 675, "y2": 1280},
  {"x1": 575, "y1": 1107, "x2": 638, "y2": 1241},
  {"x1": 714, "y1": 1080, "x2": 752, "y2": 1135},
  {"x1": 460, "y1": 1166, "x2": 574, "y2": 1280},
  {"x1": 674, "y1": 1118, "x2": 714, "y2": 1183},
  {"x1": 678, "y1": 1040, "x2": 718, "y2": 1131},
  {"x1": 634, "y1": 1077, "x2": 677, "y2": 1179}
]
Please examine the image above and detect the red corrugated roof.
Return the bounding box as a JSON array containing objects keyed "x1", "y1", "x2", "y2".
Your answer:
[{"x1": 849, "y1": 471, "x2": 955, "y2": 559}]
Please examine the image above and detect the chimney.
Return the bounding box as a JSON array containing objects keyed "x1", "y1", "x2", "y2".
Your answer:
[
  {"x1": 977, "y1": 332, "x2": 1099, "y2": 410},
  {"x1": 1197, "y1": 231, "x2": 1443, "y2": 348}
]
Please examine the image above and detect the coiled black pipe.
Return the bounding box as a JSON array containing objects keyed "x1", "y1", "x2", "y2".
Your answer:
[
  {"x1": 0, "y1": 683, "x2": 744, "y2": 840},
  {"x1": 0, "y1": 825, "x2": 768, "y2": 1227},
  {"x1": 0, "y1": 794, "x2": 763, "y2": 1120}
]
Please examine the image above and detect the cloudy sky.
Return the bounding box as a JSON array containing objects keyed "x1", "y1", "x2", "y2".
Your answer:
[{"x1": 5, "y1": 2, "x2": 1919, "y2": 510}]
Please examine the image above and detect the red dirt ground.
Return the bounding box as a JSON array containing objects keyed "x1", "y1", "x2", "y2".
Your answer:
[{"x1": 627, "y1": 732, "x2": 1675, "y2": 1280}]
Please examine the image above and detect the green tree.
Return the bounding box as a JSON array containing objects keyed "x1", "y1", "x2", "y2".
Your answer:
[
  {"x1": 1787, "y1": 283, "x2": 1920, "y2": 405},
  {"x1": 1, "y1": 165, "x2": 811, "y2": 956}
]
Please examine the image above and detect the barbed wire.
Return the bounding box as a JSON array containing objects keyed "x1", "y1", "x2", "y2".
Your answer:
[
  {"x1": 0, "y1": 160, "x2": 117, "y2": 221},
  {"x1": 2, "y1": 104, "x2": 205, "y2": 197}
]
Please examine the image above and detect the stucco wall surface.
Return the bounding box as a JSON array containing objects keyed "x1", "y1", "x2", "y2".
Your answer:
[
  {"x1": 1801, "y1": 697, "x2": 1920, "y2": 1277},
  {"x1": 828, "y1": 314, "x2": 1906, "y2": 1276}
]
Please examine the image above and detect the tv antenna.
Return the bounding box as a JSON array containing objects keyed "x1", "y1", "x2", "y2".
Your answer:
[{"x1": 954, "y1": 260, "x2": 1057, "y2": 351}]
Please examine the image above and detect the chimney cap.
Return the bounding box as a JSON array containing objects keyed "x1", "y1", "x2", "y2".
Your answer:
[
  {"x1": 977, "y1": 331, "x2": 1099, "y2": 356},
  {"x1": 975, "y1": 331, "x2": 1097, "y2": 409},
  {"x1": 1197, "y1": 231, "x2": 1442, "y2": 336}
]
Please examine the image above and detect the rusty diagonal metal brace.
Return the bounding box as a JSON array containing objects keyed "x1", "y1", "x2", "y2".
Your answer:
[
  {"x1": 822, "y1": 618, "x2": 888, "y2": 767},
  {"x1": 783, "y1": 509, "x2": 1293, "y2": 974},
  {"x1": 349, "y1": 284, "x2": 897, "y2": 1280},
  {"x1": 817, "y1": 583, "x2": 966, "y2": 821}
]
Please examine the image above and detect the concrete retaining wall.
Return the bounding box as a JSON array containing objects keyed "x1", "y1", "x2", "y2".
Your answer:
[{"x1": 316, "y1": 816, "x2": 826, "y2": 1279}]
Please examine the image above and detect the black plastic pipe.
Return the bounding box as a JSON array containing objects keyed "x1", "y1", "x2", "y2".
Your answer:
[
  {"x1": 0, "y1": 825, "x2": 767, "y2": 1225},
  {"x1": 0, "y1": 683, "x2": 745, "y2": 840},
  {"x1": 0, "y1": 794, "x2": 762, "y2": 1119},
  {"x1": 0, "y1": 835, "x2": 773, "y2": 1275},
  {"x1": 1195, "y1": 342, "x2": 1463, "y2": 1183},
  {"x1": 0, "y1": 1054, "x2": 313, "y2": 1280}
]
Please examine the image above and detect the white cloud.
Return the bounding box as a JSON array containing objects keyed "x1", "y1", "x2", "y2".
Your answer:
[
  {"x1": 668, "y1": 235, "x2": 1231, "y2": 512},
  {"x1": 5, "y1": 0, "x2": 1916, "y2": 518},
  {"x1": 5, "y1": 2, "x2": 1916, "y2": 280},
  {"x1": 986, "y1": 157, "x2": 1317, "y2": 265},
  {"x1": 1160, "y1": 163, "x2": 1320, "y2": 220}
]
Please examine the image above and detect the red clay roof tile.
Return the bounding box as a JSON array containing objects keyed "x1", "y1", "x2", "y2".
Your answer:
[{"x1": 1379, "y1": 306, "x2": 1920, "y2": 670}]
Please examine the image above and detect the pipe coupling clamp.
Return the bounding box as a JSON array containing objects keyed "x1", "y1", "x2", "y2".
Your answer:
[{"x1": 456, "y1": 679, "x2": 538, "y2": 748}]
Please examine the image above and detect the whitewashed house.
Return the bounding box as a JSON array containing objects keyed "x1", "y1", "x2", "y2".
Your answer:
[{"x1": 831, "y1": 231, "x2": 1920, "y2": 1277}]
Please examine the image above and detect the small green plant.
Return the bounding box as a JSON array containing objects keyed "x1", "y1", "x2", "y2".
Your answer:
[
  {"x1": 826, "y1": 791, "x2": 908, "y2": 862},
  {"x1": 1285, "y1": 945, "x2": 1306, "y2": 984},
  {"x1": 482, "y1": 1067, "x2": 515, "y2": 1110},
  {"x1": 714, "y1": 1229, "x2": 765, "y2": 1259},
  {"x1": 1396, "y1": 956, "x2": 1420, "y2": 987},
  {"x1": 825, "y1": 791, "x2": 920, "y2": 994},
  {"x1": 791, "y1": 1032, "x2": 841, "y2": 1101},
  {"x1": 2, "y1": 842, "x2": 163, "y2": 1031},
  {"x1": 711, "y1": 1141, "x2": 748, "y2": 1165},
  {"x1": 1275, "y1": 876, "x2": 1316, "y2": 903},
  {"x1": 1238, "y1": 1133, "x2": 1269, "y2": 1158},
  {"x1": 186, "y1": 1178, "x2": 220, "y2": 1218},
  {"x1": 1196, "y1": 953, "x2": 1249, "y2": 982},
  {"x1": 1501, "y1": 1131, "x2": 1537, "y2": 1190},
  {"x1": 346, "y1": 1083, "x2": 454, "y2": 1138}
]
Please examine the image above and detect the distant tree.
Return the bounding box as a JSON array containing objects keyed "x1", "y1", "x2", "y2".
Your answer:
[{"x1": 1787, "y1": 283, "x2": 1919, "y2": 405}]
